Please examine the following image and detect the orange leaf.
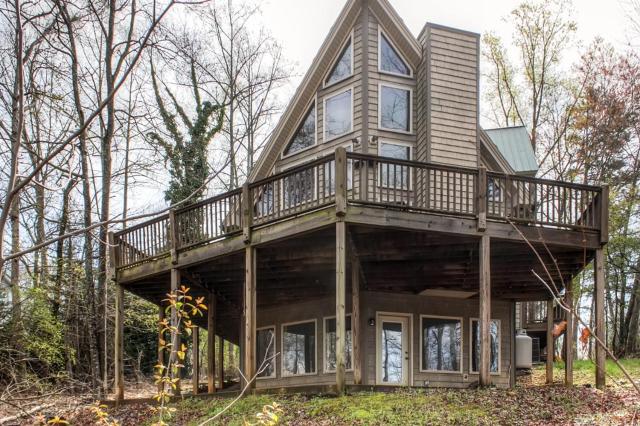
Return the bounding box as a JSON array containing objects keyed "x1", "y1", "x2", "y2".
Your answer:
[{"x1": 580, "y1": 327, "x2": 591, "y2": 345}]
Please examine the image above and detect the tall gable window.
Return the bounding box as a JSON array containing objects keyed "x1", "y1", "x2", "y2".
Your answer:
[
  {"x1": 284, "y1": 103, "x2": 316, "y2": 156},
  {"x1": 379, "y1": 84, "x2": 411, "y2": 132},
  {"x1": 326, "y1": 37, "x2": 352, "y2": 86},
  {"x1": 324, "y1": 88, "x2": 353, "y2": 141},
  {"x1": 379, "y1": 31, "x2": 410, "y2": 76}
]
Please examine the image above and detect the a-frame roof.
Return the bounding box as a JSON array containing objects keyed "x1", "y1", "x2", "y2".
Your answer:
[{"x1": 249, "y1": 0, "x2": 422, "y2": 182}]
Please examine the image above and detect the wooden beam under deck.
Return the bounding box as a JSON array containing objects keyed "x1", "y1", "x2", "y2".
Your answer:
[{"x1": 116, "y1": 204, "x2": 599, "y2": 286}]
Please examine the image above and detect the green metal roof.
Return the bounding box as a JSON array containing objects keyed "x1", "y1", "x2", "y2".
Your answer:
[{"x1": 485, "y1": 126, "x2": 538, "y2": 175}]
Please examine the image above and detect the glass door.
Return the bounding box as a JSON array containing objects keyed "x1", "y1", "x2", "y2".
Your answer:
[{"x1": 377, "y1": 315, "x2": 410, "y2": 385}]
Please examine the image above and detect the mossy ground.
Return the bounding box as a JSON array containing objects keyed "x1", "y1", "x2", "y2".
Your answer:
[{"x1": 103, "y1": 359, "x2": 640, "y2": 425}]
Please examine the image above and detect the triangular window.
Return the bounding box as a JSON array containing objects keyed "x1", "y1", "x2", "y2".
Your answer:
[
  {"x1": 284, "y1": 103, "x2": 316, "y2": 155},
  {"x1": 379, "y1": 32, "x2": 410, "y2": 76},
  {"x1": 325, "y1": 38, "x2": 352, "y2": 85}
]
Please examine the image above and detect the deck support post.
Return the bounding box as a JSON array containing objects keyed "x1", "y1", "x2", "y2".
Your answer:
[
  {"x1": 595, "y1": 248, "x2": 606, "y2": 389},
  {"x1": 564, "y1": 280, "x2": 574, "y2": 387},
  {"x1": 351, "y1": 257, "x2": 361, "y2": 385},
  {"x1": 158, "y1": 304, "x2": 165, "y2": 393},
  {"x1": 243, "y1": 247, "x2": 256, "y2": 389},
  {"x1": 192, "y1": 327, "x2": 200, "y2": 394},
  {"x1": 114, "y1": 283, "x2": 124, "y2": 403},
  {"x1": 218, "y1": 336, "x2": 224, "y2": 390},
  {"x1": 479, "y1": 235, "x2": 491, "y2": 387},
  {"x1": 335, "y1": 221, "x2": 347, "y2": 394},
  {"x1": 546, "y1": 299, "x2": 554, "y2": 384},
  {"x1": 207, "y1": 292, "x2": 216, "y2": 393},
  {"x1": 170, "y1": 268, "x2": 181, "y2": 395}
]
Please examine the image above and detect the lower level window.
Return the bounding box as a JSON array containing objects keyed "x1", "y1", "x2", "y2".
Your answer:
[
  {"x1": 324, "y1": 316, "x2": 353, "y2": 372},
  {"x1": 471, "y1": 319, "x2": 500, "y2": 373},
  {"x1": 421, "y1": 316, "x2": 461, "y2": 372},
  {"x1": 256, "y1": 327, "x2": 276, "y2": 378},
  {"x1": 282, "y1": 320, "x2": 316, "y2": 375}
]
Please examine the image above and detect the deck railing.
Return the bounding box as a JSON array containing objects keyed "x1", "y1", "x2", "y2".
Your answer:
[
  {"x1": 113, "y1": 148, "x2": 608, "y2": 269},
  {"x1": 521, "y1": 300, "x2": 566, "y2": 327}
]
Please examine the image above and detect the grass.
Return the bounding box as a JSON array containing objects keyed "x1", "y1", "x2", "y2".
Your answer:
[
  {"x1": 122, "y1": 360, "x2": 640, "y2": 425},
  {"x1": 529, "y1": 358, "x2": 640, "y2": 386}
]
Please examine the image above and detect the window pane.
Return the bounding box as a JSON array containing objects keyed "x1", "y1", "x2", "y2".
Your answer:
[
  {"x1": 283, "y1": 321, "x2": 316, "y2": 375},
  {"x1": 285, "y1": 104, "x2": 316, "y2": 155},
  {"x1": 325, "y1": 317, "x2": 352, "y2": 371},
  {"x1": 256, "y1": 328, "x2": 275, "y2": 377},
  {"x1": 283, "y1": 168, "x2": 315, "y2": 208},
  {"x1": 380, "y1": 142, "x2": 410, "y2": 189},
  {"x1": 471, "y1": 320, "x2": 500, "y2": 373},
  {"x1": 380, "y1": 321, "x2": 403, "y2": 383},
  {"x1": 326, "y1": 40, "x2": 352, "y2": 85},
  {"x1": 421, "y1": 317, "x2": 461, "y2": 371},
  {"x1": 380, "y1": 33, "x2": 410, "y2": 75},
  {"x1": 325, "y1": 90, "x2": 352, "y2": 139},
  {"x1": 380, "y1": 85, "x2": 410, "y2": 131}
]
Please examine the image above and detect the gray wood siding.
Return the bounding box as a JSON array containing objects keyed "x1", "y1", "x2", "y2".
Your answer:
[
  {"x1": 417, "y1": 25, "x2": 479, "y2": 168},
  {"x1": 255, "y1": 292, "x2": 513, "y2": 389}
]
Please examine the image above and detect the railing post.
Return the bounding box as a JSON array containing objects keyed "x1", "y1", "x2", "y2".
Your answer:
[
  {"x1": 107, "y1": 231, "x2": 118, "y2": 280},
  {"x1": 477, "y1": 166, "x2": 487, "y2": 232},
  {"x1": 242, "y1": 183, "x2": 253, "y2": 244},
  {"x1": 168, "y1": 209, "x2": 179, "y2": 265},
  {"x1": 599, "y1": 184, "x2": 609, "y2": 244},
  {"x1": 335, "y1": 147, "x2": 348, "y2": 217}
]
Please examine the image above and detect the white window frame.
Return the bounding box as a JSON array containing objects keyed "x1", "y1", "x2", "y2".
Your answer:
[
  {"x1": 378, "y1": 82, "x2": 413, "y2": 135},
  {"x1": 282, "y1": 97, "x2": 318, "y2": 159},
  {"x1": 469, "y1": 318, "x2": 502, "y2": 375},
  {"x1": 323, "y1": 86, "x2": 354, "y2": 143},
  {"x1": 323, "y1": 314, "x2": 354, "y2": 373},
  {"x1": 256, "y1": 325, "x2": 277, "y2": 379},
  {"x1": 281, "y1": 319, "x2": 318, "y2": 377},
  {"x1": 377, "y1": 26, "x2": 413, "y2": 78},
  {"x1": 377, "y1": 140, "x2": 414, "y2": 191},
  {"x1": 324, "y1": 30, "x2": 354, "y2": 88},
  {"x1": 419, "y1": 315, "x2": 463, "y2": 374}
]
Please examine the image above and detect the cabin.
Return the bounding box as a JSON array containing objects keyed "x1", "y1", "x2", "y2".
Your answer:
[{"x1": 109, "y1": 0, "x2": 609, "y2": 400}]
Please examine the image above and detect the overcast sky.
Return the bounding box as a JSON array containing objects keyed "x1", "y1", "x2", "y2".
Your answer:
[{"x1": 261, "y1": 0, "x2": 635, "y2": 86}]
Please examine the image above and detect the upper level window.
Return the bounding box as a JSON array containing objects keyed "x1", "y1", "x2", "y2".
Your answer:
[
  {"x1": 326, "y1": 38, "x2": 352, "y2": 86},
  {"x1": 284, "y1": 103, "x2": 316, "y2": 156},
  {"x1": 379, "y1": 31, "x2": 410, "y2": 76},
  {"x1": 380, "y1": 84, "x2": 411, "y2": 132},
  {"x1": 324, "y1": 89, "x2": 352, "y2": 141},
  {"x1": 379, "y1": 141, "x2": 411, "y2": 189}
]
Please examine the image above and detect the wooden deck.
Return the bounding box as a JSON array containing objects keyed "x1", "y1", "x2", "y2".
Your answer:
[{"x1": 112, "y1": 149, "x2": 607, "y2": 282}]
